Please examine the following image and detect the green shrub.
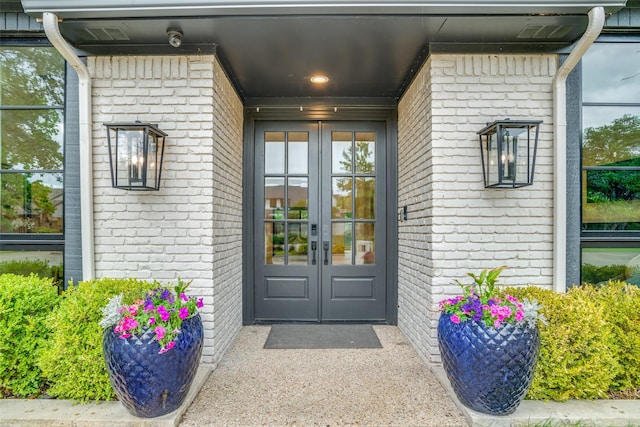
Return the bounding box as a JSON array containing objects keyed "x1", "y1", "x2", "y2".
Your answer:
[
  {"x1": 0, "y1": 274, "x2": 58, "y2": 397},
  {"x1": 507, "y1": 285, "x2": 618, "y2": 401},
  {"x1": 38, "y1": 278, "x2": 155, "y2": 402},
  {"x1": 584, "y1": 281, "x2": 640, "y2": 393}
]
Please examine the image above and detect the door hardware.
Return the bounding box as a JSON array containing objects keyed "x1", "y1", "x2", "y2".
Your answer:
[
  {"x1": 311, "y1": 241, "x2": 317, "y2": 265},
  {"x1": 323, "y1": 241, "x2": 329, "y2": 265}
]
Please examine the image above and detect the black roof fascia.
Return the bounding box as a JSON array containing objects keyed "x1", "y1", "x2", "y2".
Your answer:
[{"x1": 21, "y1": 0, "x2": 627, "y2": 19}]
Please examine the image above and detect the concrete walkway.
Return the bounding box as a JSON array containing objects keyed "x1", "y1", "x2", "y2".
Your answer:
[
  {"x1": 2, "y1": 325, "x2": 639, "y2": 426},
  {"x1": 180, "y1": 325, "x2": 467, "y2": 426}
]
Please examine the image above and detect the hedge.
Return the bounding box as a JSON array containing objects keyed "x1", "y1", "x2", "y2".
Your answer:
[
  {"x1": 0, "y1": 274, "x2": 58, "y2": 397},
  {"x1": 507, "y1": 281, "x2": 640, "y2": 401}
]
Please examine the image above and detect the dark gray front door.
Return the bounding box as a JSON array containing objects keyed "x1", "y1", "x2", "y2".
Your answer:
[{"x1": 254, "y1": 121, "x2": 387, "y2": 322}]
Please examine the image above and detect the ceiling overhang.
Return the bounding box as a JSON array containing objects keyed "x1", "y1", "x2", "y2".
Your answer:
[{"x1": 17, "y1": 1, "x2": 628, "y2": 100}]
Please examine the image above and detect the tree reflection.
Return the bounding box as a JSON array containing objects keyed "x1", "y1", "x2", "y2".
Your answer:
[
  {"x1": 333, "y1": 140, "x2": 376, "y2": 263},
  {"x1": 582, "y1": 114, "x2": 640, "y2": 230},
  {"x1": 0, "y1": 47, "x2": 64, "y2": 233}
]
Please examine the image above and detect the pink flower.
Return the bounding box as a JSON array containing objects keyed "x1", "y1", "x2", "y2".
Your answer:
[
  {"x1": 451, "y1": 314, "x2": 461, "y2": 324},
  {"x1": 506, "y1": 295, "x2": 519, "y2": 303},
  {"x1": 157, "y1": 305, "x2": 170, "y2": 321},
  {"x1": 122, "y1": 317, "x2": 139, "y2": 331},
  {"x1": 119, "y1": 333, "x2": 131, "y2": 339},
  {"x1": 196, "y1": 298, "x2": 204, "y2": 309},
  {"x1": 128, "y1": 304, "x2": 139, "y2": 316},
  {"x1": 159, "y1": 341, "x2": 176, "y2": 354},
  {"x1": 180, "y1": 293, "x2": 189, "y2": 302},
  {"x1": 179, "y1": 307, "x2": 189, "y2": 320},
  {"x1": 148, "y1": 317, "x2": 156, "y2": 325},
  {"x1": 515, "y1": 310, "x2": 525, "y2": 322},
  {"x1": 154, "y1": 326, "x2": 166, "y2": 341},
  {"x1": 494, "y1": 319, "x2": 502, "y2": 328}
]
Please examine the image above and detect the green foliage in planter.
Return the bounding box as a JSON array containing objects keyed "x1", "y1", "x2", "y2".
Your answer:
[
  {"x1": 507, "y1": 285, "x2": 618, "y2": 401},
  {"x1": 0, "y1": 274, "x2": 58, "y2": 397},
  {"x1": 38, "y1": 278, "x2": 155, "y2": 402}
]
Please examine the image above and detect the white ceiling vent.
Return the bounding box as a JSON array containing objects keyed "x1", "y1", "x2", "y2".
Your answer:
[
  {"x1": 83, "y1": 26, "x2": 130, "y2": 41},
  {"x1": 517, "y1": 24, "x2": 573, "y2": 39}
]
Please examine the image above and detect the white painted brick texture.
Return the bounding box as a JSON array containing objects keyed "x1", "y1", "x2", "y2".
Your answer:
[
  {"x1": 89, "y1": 55, "x2": 243, "y2": 364},
  {"x1": 398, "y1": 54, "x2": 556, "y2": 364}
]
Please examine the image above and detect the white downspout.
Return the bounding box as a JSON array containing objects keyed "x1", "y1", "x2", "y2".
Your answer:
[
  {"x1": 42, "y1": 12, "x2": 95, "y2": 280},
  {"x1": 552, "y1": 6, "x2": 604, "y2": 292}
]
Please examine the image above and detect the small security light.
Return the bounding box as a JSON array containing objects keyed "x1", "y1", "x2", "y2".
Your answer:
[{"x1": 167, "y1": 29, "x2": 183, "y2": 48}]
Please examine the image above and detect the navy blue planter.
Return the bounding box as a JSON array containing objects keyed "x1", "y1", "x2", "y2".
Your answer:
[
  {"x1": 437, "y1": 313, "x2": 539, "y2": 415},
  {"x1": 103, "y1": 314, "x2": 204, "y2": 418}
]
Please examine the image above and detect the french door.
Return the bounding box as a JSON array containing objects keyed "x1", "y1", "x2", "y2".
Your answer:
[{"x1": 253, "y1": 121, "x2": 387, "y2": 322}]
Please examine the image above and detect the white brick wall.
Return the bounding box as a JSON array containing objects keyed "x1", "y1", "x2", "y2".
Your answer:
[
  {"x1": 398, "y1": 54, "x2": 556, "y2": 364},
  {"x1": 89, "y1": 55, "x2": 243, "y2": 364}
]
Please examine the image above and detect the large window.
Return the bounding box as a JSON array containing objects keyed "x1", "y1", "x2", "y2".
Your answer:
[
  {"x1": 0, "y1": 45, "x2": 65, "y2": 282},
  {"x1": 581, "y1": 40, "x2": 640, "y2": 286}
]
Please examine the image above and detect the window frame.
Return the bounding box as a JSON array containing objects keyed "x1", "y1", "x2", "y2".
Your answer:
[
  {"x1": 0, "y1": 38, "x2": 67, "y2": 276},
  {"x1": 578, "y1": 35, "x2": 640, "y2": 285}
]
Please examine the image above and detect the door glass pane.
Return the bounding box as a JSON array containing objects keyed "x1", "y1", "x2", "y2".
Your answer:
[
  {"x1": 332, "y1": 222, "x2": 352, "y2": 265},
  {"x1": 0, "y1": 172, "x2": 63, "y2": 234},
  {"x1": 288, "y1": 223, "x2": 308, "y2": 265},
  {"x1": 332, "y1": 177, "x2": 352, "y2": 219},
  {"x1": 332, "y1": 132, "x2": 352, "y2": 173},
  {"x1": 582, "y1": 247, "x2": 640, "y2": 285},
  {"x1": 265, "y1": 222, "x2": 285, "y2": 265},
  {"x1": 265, "y1": 132, "x2": 285, "y2": 174},
  {"x1": 355, "y1": 223, "x2": 375, "y2": 265},
  {"x1": 354, "y1": 132, "x2": 375, "y2": 174},
  {"x1": 288, "y1": 132, "x2": 308, "y2": 174},
  {"x1": 287, "y1": 177, "x2": 308, "y2": 219},
  {"x1": 264, "y1": 177, "x2": 285, "y2": 219},
  {"x1": 355, "y1": 177, "x2": 375, "y2": 219}
]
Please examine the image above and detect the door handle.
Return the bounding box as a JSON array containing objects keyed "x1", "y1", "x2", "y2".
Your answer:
[
  {"x1": 323, "y1": 241, "x2": 329, "y2": 265},
  {"x1": 311, "y1": 241, "x2": 317, "y2": 265}
]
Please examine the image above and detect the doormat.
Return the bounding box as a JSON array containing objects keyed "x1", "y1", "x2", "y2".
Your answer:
[{"x1": 264, "y1": 324, "x2": 382, "y2": 349}]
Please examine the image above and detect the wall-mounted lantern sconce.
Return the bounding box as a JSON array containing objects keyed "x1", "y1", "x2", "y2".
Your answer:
[
  {"x1": 478, "y1": 119, "x2": 542, "y2": 188},
  {"x1": 105, "y1": 122, "x2": 167, "y2": 191}
]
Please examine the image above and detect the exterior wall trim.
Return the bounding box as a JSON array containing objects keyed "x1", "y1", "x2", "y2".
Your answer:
[{"x1": 21, "y1": 0, "x2": 627, "y2": 18}]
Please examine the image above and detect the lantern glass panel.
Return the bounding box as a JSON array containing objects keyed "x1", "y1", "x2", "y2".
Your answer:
[
  {"x1": 485, "y1": 132, "x2": 500, "y2": 186},
  {"x1": 501, "y1": 127, "x2": 531, "y2": 183},
  {"x1": 146, "y1": 133, "x2": 163, "y2": 188},
  {"x1": 115, "y1": 129, "x2": 145, "y2": 187}
]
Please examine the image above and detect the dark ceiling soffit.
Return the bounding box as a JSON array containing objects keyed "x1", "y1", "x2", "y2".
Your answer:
[{"x1": 20, "y1": 0, "x2": 628, "y2": 19}]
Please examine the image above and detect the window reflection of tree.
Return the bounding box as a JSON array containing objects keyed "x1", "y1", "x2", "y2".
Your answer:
[
  {"x1": 1, "y1": 47, "x2": 64, "y2": 234},
  {"x1": 333, "y1": 139, "x2": 376, "y2": 262},
  {"x1": 582, "y1": 114, "x2": 640, "y2": 230}
]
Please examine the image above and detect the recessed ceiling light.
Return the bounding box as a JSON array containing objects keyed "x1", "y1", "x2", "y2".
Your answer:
[{"x1": 310, "y1": 74, "x2": 329, "y2": 84}]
